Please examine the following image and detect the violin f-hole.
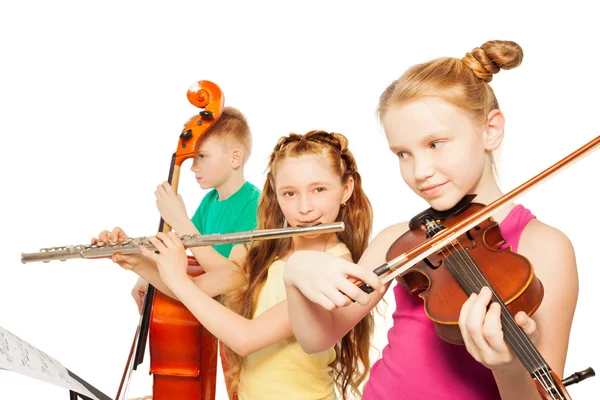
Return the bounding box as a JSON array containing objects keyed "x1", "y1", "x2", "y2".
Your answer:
[{"x1": 423, "y1": 257, "x2": 442, "y2": 269}]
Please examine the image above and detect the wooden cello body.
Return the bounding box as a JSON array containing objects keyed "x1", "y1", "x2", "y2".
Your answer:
[{"x1": 117, "y1": 81, "x2": 224, "y2": 400}]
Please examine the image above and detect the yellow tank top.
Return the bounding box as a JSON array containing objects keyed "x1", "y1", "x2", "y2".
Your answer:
[{"x1": 238, "y1": 242, "x2": 351, "y2": 400}]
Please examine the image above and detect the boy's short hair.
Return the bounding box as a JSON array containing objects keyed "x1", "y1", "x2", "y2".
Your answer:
[{"x1": 187, "y1": 106, "x2": 252, "y2": 164}]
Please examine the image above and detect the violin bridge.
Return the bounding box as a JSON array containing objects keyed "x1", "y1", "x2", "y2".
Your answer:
[{"x1": 421, "y1": 217, "x2": 446, "y2": 239}]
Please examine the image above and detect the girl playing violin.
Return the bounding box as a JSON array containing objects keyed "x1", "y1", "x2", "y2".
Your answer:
[
  {"x1": 283, "y1": 40, "x2": 578, "y2": 399},
  {"x1": 100, "y1": 131, "x2": 375, "y2": 399}
]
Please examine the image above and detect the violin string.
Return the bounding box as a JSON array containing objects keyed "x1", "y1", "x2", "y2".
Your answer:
[
  {"x1": 437, "y1": 234, "x2": 538, "y2": 370},
  {"x1": 429, "y1": 225, "x2": 530, "y2": 360},
  {"x1": 434, "y1": 241, "x2": 540, "y2": 373},
  {"x1": 433, "y1": 224, "x2": 561, "y2": 399},
  {"x1": 445, "y1": 230, "x2": 562, "y2": 399},
  {"x1": 444, "y1": 248, "x2": 559, "y2": 399},
  {"x1": 431, "y1": 224, "x2": 561, "y2": 399},
  {"x1": 447, "y1": 248, "x2": 561, "y2": 399},
  {"x1": 452, "y1": 237, "x2": 561, "y2": 398},
  {"x1": 435, "y1": 240, "x2": 558, "y2": 399}
]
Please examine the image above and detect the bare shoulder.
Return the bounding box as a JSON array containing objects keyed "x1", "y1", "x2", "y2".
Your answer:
[
  {"x1": 518, "y1": 219, "x2": 578, "y2": 306},
  {"x1": 358, "y1": 221, "x2": 409, "y2": 270},
  {"x1": 516, "y1": 217, "x2": 578, "y2": 375},
  {"x1": 518, "y1": 219, "x2": 576, "y2": 271}
]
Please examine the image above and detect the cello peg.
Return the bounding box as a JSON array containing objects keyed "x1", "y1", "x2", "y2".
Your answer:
[{"x1": 180, "y1": 129, "x2": 192, "y2": 140}]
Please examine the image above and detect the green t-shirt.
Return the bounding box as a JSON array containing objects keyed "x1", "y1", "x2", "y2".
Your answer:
[{"x1": 190, "y1": 181, "x2": 261, "y2": 258}]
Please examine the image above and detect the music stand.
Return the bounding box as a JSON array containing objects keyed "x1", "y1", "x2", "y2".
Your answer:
[{"x1": 0, "y1": 325, "x2": 113, "y2": 400}]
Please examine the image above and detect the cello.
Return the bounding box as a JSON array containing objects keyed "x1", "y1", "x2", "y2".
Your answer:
[{"x1": 116, "y1": 80, "x2": 224, "y2": 400}]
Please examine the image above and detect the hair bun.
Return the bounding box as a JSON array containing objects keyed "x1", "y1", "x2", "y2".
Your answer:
[{"x1": 462, "y1": 40, "x2": 523, "y2": 83}]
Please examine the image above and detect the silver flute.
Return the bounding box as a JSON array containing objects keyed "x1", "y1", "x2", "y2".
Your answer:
[{"x1": 21, "y1": 222, "x2": 345, "y2": 264}]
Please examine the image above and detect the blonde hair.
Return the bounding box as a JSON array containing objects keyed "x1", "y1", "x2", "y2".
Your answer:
[
  {"x1": 378, "y1": 40, "x2": 523, "y2": 121},
  {"x1": 187, "y1": 106, "x2": 253, "y2": 164},
  {"x1": 377, "y1": 40, "x2": 523, "y2": 179},
  {"x1": 222, "y1": 130, "x2": 374, "y2": 399}
]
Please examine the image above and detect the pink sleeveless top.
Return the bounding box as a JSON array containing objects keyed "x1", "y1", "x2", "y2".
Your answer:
[{"x1": 362, "y1": 205, "x2": 535, "y2": 399}]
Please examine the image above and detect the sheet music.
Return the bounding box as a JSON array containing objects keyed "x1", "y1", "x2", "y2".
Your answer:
[{"x1": 0, "y1": 326, "x2": 101, "y2": 400}]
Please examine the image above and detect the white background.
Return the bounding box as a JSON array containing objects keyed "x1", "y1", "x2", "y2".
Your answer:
[{"x1": 1, "y1": 1, "x2": 599, "y2": 399}]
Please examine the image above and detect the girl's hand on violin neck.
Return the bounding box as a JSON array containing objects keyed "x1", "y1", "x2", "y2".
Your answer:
[
  {"x1": 459, "y1": 286, "x2": 538, "y2": 372},
  {"x1": 139, "y1": 231, "x2": 190, "y2": 288},
  {"x1": 92, "y1": 227, "x2": 153, "y2": 272},
  {"x1": 284, "y1": 250, "x2": 384, "y2": 310},
  {"x1": 155, "y1": 181, "x2": 189, "y2": 231}
]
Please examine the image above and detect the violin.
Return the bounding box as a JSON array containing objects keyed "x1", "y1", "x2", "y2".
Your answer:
[
  {"x1": 356, "y1": 136, "x2": 600, "y2": 399},
  {"x1": 116, "y1": 81, "x2": 224, "y2": 400},
  {"x1": 390, "y1": 197, "x2": 580, "y2": 399},
  {"x1": 388, "y1": 195, "x2": 543, "y2": 345}
]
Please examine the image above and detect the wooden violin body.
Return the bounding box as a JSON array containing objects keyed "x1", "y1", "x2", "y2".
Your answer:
[
  {"x1": 386, "y1": 196, "x2": 580, "y2": 399},
  {"x1": 388, "y1": 198, "x2": 544, "y2": 344}
]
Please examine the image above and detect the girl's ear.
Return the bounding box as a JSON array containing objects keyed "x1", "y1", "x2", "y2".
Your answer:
[
  {"x1": 231, "y1": 148, "x2": 244, "y2": 169},
  {"x1": 341, "y1": 177, "x2": 355, "y2": 205},
  {"x1": 483, "y1": 109, "x2": 505, "y2": 151}
]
